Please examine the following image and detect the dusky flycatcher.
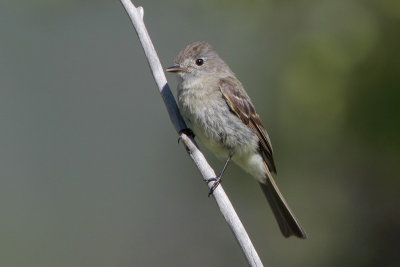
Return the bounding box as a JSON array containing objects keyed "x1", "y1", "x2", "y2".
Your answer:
[{"x1": 167, "y1": 41, "x2": 306, "y2": 239}]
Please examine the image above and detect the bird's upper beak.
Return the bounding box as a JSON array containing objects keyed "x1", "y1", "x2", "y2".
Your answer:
[{"x1": 166, "y1": 65, "x2": 185, "y2": 73}]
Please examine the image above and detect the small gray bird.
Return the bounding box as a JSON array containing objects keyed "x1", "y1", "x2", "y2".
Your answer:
[{"x1": 167, "y1": 41, "x2": 306, "y2": 239}]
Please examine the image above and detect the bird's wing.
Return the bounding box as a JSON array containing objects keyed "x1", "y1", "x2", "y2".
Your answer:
[{"x1": 219, "y1": 77, "x2": 276, "y2": 173}]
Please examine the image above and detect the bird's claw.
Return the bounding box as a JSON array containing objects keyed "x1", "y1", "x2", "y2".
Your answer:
[
  {"x1": 178, "y1": 128, "x2": 195, "y2": 143},
  {"x1": 204, "y1": 176, "x2": 222, "y2": 197}
]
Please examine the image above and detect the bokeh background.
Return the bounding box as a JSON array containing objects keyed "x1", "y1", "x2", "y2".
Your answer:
[{"x1": 1, "y1": 0, "x2": 399, "y2": 266}]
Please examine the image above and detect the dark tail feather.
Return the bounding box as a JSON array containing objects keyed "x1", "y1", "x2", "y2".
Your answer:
[{"x1": 259, "y1": 175, "x2": 307, "y2": 239}]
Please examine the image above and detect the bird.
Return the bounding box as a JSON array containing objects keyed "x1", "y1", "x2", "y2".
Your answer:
[{"x1": 166, "y1": 41, "x2": 306, "y2": 239}]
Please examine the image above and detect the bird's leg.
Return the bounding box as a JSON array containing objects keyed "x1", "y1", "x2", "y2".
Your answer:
[
  {"x1": 178, "y1": 128, "x2": 195, "y2": 143},
  {"x1": 206, "y1": 152, "x2": 233, "y2": 197}
]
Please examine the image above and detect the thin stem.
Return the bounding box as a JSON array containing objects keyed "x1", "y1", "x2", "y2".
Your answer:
[{"x1": 119, "y1": 1, "x2": 264, "y2": 266}]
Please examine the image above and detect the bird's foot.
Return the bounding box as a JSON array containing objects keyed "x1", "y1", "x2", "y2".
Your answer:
[
  {"x1": 178, "y1": 128, "x2": 195, "y2": 143},
  {"x1": 204, "y1": 176, "x2": 222, "y2": 197}
]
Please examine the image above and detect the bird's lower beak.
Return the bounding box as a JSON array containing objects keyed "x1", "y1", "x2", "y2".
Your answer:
[{"x1": 166, "y1": 65, "x2": 185, "y2": 73}]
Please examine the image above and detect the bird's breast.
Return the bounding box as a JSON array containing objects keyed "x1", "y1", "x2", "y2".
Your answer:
[{"x1": 177, "y1": 85, "x2": 259, "y2": 158}]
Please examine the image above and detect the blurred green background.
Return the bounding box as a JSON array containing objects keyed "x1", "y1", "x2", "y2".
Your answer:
[{"x1": 1, "y1": 0, "x2": 399, "y2": 266}]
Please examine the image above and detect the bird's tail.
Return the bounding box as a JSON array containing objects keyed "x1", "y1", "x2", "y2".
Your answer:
[{"x1": 259, "y1": 170, "x2": 307, "y2": 239}]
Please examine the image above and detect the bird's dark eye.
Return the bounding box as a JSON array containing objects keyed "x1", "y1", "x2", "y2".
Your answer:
[{"x1": 195, "y1": 58, "x2": 204, "y2": 66}]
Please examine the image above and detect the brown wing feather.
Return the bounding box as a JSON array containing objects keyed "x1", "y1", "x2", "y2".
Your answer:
[{"x1": 219, "y1": 77, "x2": 277, "y2": 173}]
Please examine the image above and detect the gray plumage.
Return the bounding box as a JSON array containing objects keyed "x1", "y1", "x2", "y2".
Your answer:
[{"x1": 167, "y1": 41, "x2": 306, "y2": 239}]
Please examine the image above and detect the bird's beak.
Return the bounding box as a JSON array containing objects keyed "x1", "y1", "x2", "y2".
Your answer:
[{"x1": 166, "y1": 65, "x2": 185, "y2": 73}]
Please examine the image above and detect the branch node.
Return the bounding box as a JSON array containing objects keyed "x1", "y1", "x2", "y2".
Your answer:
[{"x1": 137, "y1": 6, "x2": 144, "y2": 19}]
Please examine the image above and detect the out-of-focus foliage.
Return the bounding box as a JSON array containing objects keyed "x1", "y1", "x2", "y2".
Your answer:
[{"x1": 0, "y1": 0, "x2": 399, "y2": 266}]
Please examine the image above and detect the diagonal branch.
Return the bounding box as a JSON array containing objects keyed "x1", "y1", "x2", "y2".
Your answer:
[{"x1": 119, "y1": 1, "x2": 264, "y2": 266}]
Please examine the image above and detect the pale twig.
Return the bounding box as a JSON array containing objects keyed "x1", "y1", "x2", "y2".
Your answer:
[{"x1": 119, "y1": 1, "x2": 264, "y2": 266}]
